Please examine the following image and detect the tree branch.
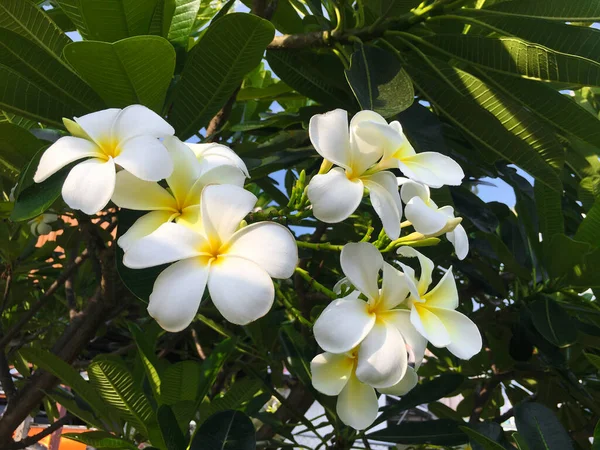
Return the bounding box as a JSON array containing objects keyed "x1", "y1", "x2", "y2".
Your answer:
[
  {"x1": 5, "y1": 415, "x2": 69, "y2": 450},
  {"x1": 469, "y1": 371, "x2": 514, "y2": 424}
]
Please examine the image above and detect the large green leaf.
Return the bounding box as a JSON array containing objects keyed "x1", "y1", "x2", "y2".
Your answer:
[
  {"x1": 129, "y1": 323, "x2": 162, "y2": 399},
  {"x1": 170, "y1": 13, "x2": 275, "y2": 139},
  {"x1": 63, "y1": 431, "x2": 137, "y2": 450},
  {"x1": 0, "y1": 123, "x2": 42, "y2": 182},
  {"x1": 402, "y1": 55, "x2": 562, "y2": 191},
  {"x1": 157, "y1": 405, "x2": 187, "y2": 450},
  {"x1": 54, "y1": 0, "x2": 90, "y2": 38},
  {"x1": 0, "y1": 111, "x2": 36, "y2": 129},
  {"x1": 574, "y1": 199, "x2": 600, "y2": 247},
  {"x1": 266, "y1": 49, "x2": 356, "y2": 110},
  {"x1": 529, "y1": 297, "x2": 578, "y2": 348},
  {"x1": 190, "y1": 410, "x2": 256, "y2": 450},
  {"x1": 64, "y1": 36, "x2": 175, "y2": 113},
  {"x1": 88, "y1": 357, "x2": 156, "y2": 436},
  {"x1": 165, "y1": 0, "x2": 201, "y2": 46},
  {"x1": 47, "y1": 388, "x2": 113, "y2": 431},
  {"x1": 422, "y1": 34, "x2": 600, "y2": 87},
  {"x1": 366, "y1": 0, "x2": 421, "y2": 17},
  {"x1": 481, "y1": 1, "x2": 600, "y2": 21},
  {"x1": 534, "y1": 182, "x2": 564, "y2": 240},
  {"x1": 367, "y1": 420, "x2": 468, "y2": 446},
  {"x1": 80, "y1": 0, "x2": 159, "y2": 41},
  {"x1": 460, "y1": 426, "x2": 506, "y2": 450},
  {"x1": 0, "y1": 0, "x2": 71, "y2": 57},
  {"x1": 0, "y1": 28, "x2": 103, "y2": 114},
  {"x1": 198, "y1": 378, "x2": 263, "y2": 424},
  {"x1": 514, "y1": 402, "x2": 574, "y2": 450},
  {"x1": 160, "y1": 360, "x2": 203, "y2": 405},
  {"x1": 543, "y1": 234, "x2": 591, "y2": 280},
  {"x1": 344, "y1": 45, "x2": 414, "y2": 117}
]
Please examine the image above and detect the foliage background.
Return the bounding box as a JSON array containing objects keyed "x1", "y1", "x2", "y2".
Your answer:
[{"x1": 1, "y1": 0, "x2": 600, "y2": 448}]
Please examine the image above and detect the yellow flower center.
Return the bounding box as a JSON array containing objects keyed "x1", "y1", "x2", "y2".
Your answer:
[{"x1": 97, "y1": 139, "x2": 121, "y2": 159}]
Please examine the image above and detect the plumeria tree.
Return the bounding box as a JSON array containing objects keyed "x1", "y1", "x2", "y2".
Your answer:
[{"x1": 1, "y1": 0, "x2": 600, "y2": 449}]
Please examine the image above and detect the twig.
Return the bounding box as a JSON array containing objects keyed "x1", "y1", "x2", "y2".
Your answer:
[
  {"x1": 191, "y1": 328, "x2": 206, "y2": 360},
  {"x1": 295, "y1": 268, "x2": 337, "y2": 300},
  {"x1": 0, "y1": 352, "x2": 16, "y2": 403},
  {"x1": 5, "y1": 416, "x2": 69, "y2": 450},
  {"x1": 469, "y1": 371, "x2": 514, "y2": 424}
]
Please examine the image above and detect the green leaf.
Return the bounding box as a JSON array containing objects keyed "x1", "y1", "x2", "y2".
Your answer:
[
  {"x1": 63, "y1": 431, "x2": 138, "y2": 450},
  {"x1": 345, "y1": 45, "x2": 414, "y2": 117},
  {"x1": 166, "y1": 0, "x2": 201, "y2": 46},
  {"x1": 237, "y1": 82, "x2": 294, "y2": 102},
  {"x1": 422, "y1": 34, "x2": 600, "y2": 87},
  {"x1": 266, "y1": 49, "x2": 356, "y2": 110},
  {"x1": 535, "y1": 182, "x2": 564, "y2": 240},
  {"x1": 47, "y1": 389, "x2": 111, "y2": 431},
  {"x1": 0, "y1": 110, "x2": 37, "y2": 129},
  {"x1": 593, "y1": 421, "x2": 600, "y2": 450},
  {"x1": 198, "y1": 378, "x2": 263, "y2": 424},
  {"x1": 64, "y1": 36, "x2": 175, "y2": 113},
  {"x1": 574, "y1": 200, "x2": 600, "y2": 247},
  {"x1": 170, "y1": 13, "x2": 275, "y2": 139},
  {"x1": 129, "y1": 323, "x2": 162, "y2": 399},
  {"x1": 366, "y1": 419, "x2": 468, "y2": 446},
  {"x1": 584, "y1": 352, "x2": 600, "y2": 371},
  {"x1": 0, "y1": 28, "x2": 103, "y2": 114},
  {"x1": 529, "y1": 296, "x2": 578, "y2": 348},
  {"x1": 0, "y1": 0, "x2": 71, "y2": 57},
  {"x1": 54, "y1": 0, "x2": 90, "y2": 38},
  {"x1": 0, "y1": 123, "x2": 43, "y2": 182},
  {"x1": 161, "y1": 360, "x2": 202, "y2": 405},
  {"x1": 543, "y1": 234, "x2": 591, "y2": 280},
  {"x1": 366, "y1": 0, "x2": 421, "y2": 18},
  {"x1": 513, "y1": 432, "x2": 531, "y2": 450},
  {"x1": 157, "y1": 405, "x2": 187, "y2": 450},
  {"x1": 190, "y1": 410, "x2": 256, "y2": 450},
  {"x1": 88, "y1": 357, "x2": 156, "y2": 436},
  {"x1": 460, "y1": 426, "x2": 506, "y2": 450},
  {"x1": 402, "y1": 55, "x2": 562, "y2": 191},
  {"x1": 514, "y1": 402, "x2": 574, "y2": 450},
  {"x1": 482, "y1": 1, "x2": 600, "y2": 21}
]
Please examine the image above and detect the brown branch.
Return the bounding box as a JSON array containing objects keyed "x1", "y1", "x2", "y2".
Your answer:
[
  {"x1": 5, "y1": 415, "x2": 69, "y2": 450},
  {"x1": 205, "y1": 86, "x2": 241, "y2": 142},
  {"x1": 0, "y1": 352, "x2": 16, "y2": 403},
  {"x1": 469, "y1": 371, "x2": 514, "y2": 424},
  {"x1": 191, "y1": 327, "x2": 206, "y2": 360}
]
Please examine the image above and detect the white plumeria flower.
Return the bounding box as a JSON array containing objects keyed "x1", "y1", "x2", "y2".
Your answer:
[
  {"x1": 306, "y1": 109, "x2": 403, "y2": 239},
  {"x1": 311, "y1": 351, "x2": 418, "y2": 430},
  {"x1": 396, "y1": 246, "x2": 482, "y2": 359},
  {"x1": 353, "y1": 111, "x2": 464, "y2": 188},
  {"x1": 28, "y1": 213, "x2": 58, "y2": 236},
  {"x1": 187, "y1": 142, "x2": 250, "y2": 179},
  {"x1": 399, "y1": 178, "x2": 469, "y2": 260},
  {"x1": 112, "y1": 137, "x2": 248, "y2": 251},
  {"x1": 33, "y1": 105, "x2": 175, "y2": 215},
  {"x1": 313, "y1": 242, "x2": 426, "y2": 391},
  {"x1": 123, "y1": 184, "x2": 298, "y2": 332}
]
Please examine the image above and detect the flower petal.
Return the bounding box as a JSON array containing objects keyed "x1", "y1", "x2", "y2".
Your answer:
[
  {"x1": 226, "y1": 222, "x2": 298, "y2": 279},
  {"x1": 34, "y1": 136, "x2": 103, "y2": 183},
  {"x1": 411, "y1": 306, "x2": 451, "y2": 348},
  {"x1": 310, "y1": 352, "x2": 353, "y2": 396},
  {"x1": 112, "y1": 104, "x2": 175, "y2": 141},
  {"x1": 306, "y1": 168, "x2": 364, "y2": 223},
  {"x1": 309, "y1": 109, "x2": 351, "y2": 169},
  {"x1": 405, "y1": 196, "x2": 448, "y2": 236},
  {"x1": 37, "y1": 222, "x2": 52, "y2": 235},
  {"x1": 201, "y1": 184, "x2": 257, "y2": 245},
  {"x1": 378, "y1": 366, "x2": 418, "y2": 396},
  {"x1": 188, "y1": 142, "x2": 249, "y2": 178},
  {"x1": 42, "y1": 213, "x2": 58, "y2": 224},
  {"x1": 313, "y1": 295, "x2": 375, "y2": 354},
  {"x1": 397, "y1": 246, "x2": 434, "y2": 296},
  {"x1": 448, "y1": 224, "x2": 469, "y2": 260},
  {"x1": 379, "y1": 262, "x2": 409, "y2": 310},
  {"x1": 382, "y1": 309, "x2": 427, "y2": 368},
  {"x1": 363, "y1": 171, "x2": 402, "y2": 240},
  {"x1": 423, "y1": 267, "x2": 458, "y2": 310},
  {"x1": 398, "y1": 178, "x2": 430, "y2": 204},
  {"x1": 74, "y1": 108, "x2": 121, "y2": 144},
  {"x1": 399, "y1": 152, "x2": 464, "y2": 188},
  {"x1": 207, "y1": 256, "x2": 274, "y2": 325},
  {"x1": 112, "y1": 170, "x2": 176, "y2": 211},
  {"x1": 428, "y1": 307, "x2": 482, "y2": 359},
  {"x1": 117, "y1": 210, "x2": 176, "y2": 251},
  {"x1": 114, "y1": 135, "x2": 173, "y2": 181},
  {"x1": 340, "y1": 242, "x2": 383, "y2": 302},
  {"x1": 123, "y1": 222, "x2": 205, "y2": 269},
  {"x1": 353, "y1": 119, "x2": 408, "y2": 163},
  {"x1": 348, "y1": 110, "x2": 388, "y2": 174},
  {"x1": 163, "y1": 136, "x2": 202, "y2": 205},
  {"x1": 337, "y1": 374, "x2": 378, "y2": 430},
  {"x1": 184, "y1": 165, "x2": 246, "y2": 208},
  {"x1": 148, "y1": 258, "x2": 208, "y2": 332},
  {"x1": 356, "y1": 321, "x2": 407, "y2": 388},
  {"x1": 61, "y1": 158, "x2": 115, "y2": 215}
]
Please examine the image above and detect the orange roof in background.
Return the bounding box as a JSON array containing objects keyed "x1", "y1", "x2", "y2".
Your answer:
[{"x1": 27, "y1": 426, "x2": 89, "y2": 450}]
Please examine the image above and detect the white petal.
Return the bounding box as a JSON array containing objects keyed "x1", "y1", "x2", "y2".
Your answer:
[
  {"x1": 74, "y1": 108, "x2": 121, "y2": 144},
  {"x1": 378, "y1": 366, "x2": 418, "y2": 396},
  {"x1": 313, "y1": 296, "x2": 375, "y2": 354},
  {"x1": 398, "y1": 262, "x2": 421, "y2": 302},
  {"x1": 62, "y1": 158, "x2": 115, "y2": 215},
  {"x1": 113, "y1": 136, "x2": 173, "y2": 181},
  {"x1": 411, "y1": 306, "x2": 451, "y2": 348},
  {"x1": 340, "y1": 242, "x2": 383, "y2": 302},
  {"x1": 309, "y1": 109, "x2": 351, "y2": 169},
  {"x1": 423, "y1": 268, "x2": 459, "y2": 310},
  {"x1": 29, "y1": 221, "x2": 39, "y2": 236},
  {"x1": 42, "y1": 213, "x2": 58, "y2": 224},
  {"x1": 306, "y1": 168, "x2": 364, "y2": 223},
  {"x1": 37, "y1": 222, "x2": 52, "y2": 235},
  {"x1": 207, "y1": 256, "x2": 274, "y2": 325},
  {"x1": 353, "y1": 119, "x2": 408, "y2": 163},
  {"x1": 188, "y1": 142, "x2": 249, "y2": 178},
  {"x1": 448, "y1": 224, "x2": 469, "y2": 260},
  {"x1": 333, "y1": 277, "x2": 353, "y2": 296},
  {"x1": 379, "y1": 262, "x2": 409, "y2": 310},
  {"x1": 348, "y1": 111, "x2": 388, "y2": 175},
  {"x1": 34, "y1": 136, "x2": 103, "y2": 183},
  {"x1": 399, "y1": 178, "x2": 430, "y2": 204},
  {"x1": 399, "y1": 152, "x2": 464, "y2": 188},
  {"x1": 363, "y1": 171, "x2": 402, "y2": 240},
  {"x1": 382, "y1": 310, "x2": 427, "y2": 369},
  {"x1": 163, "y1": 136, "x2": 202, "y2": 205},
  {"x1": 226, "y1": 222, "x2": 298, "y2": 279},
  {"x1": 337, "y1": 374, "x2": 378, "y2": 430},
  {"x1": 405, "y1": 197, "x2": 448, "y2": 236},
  {"x1": 310, "y1": 352, "x2": 353, "y2": 396},
  {"x1": 397, "y1": 246, "x2": 434, "y2": 296},
  {"x1": 112, "y1": 170, "x2": 176, "y2": 211},
  {"x1": 117, "y1": 210, "x2": 175, "y2": 252},
  {"x1": 356, "y1": 321, "x2": 407, "y2": 388},
  {"x1": 123, "y1": 222, "x2": 205, "y2": 269},
  {"x1": 201, "y1": 184, "x2": 257, "y2": 245},
  {"x1": 112, "y1": 104, "x2": 175, "y2": 141},
  {"x1": 429, "y1": 307, "x2": 482, "y2": 359},
  {"x1": 184, "y1": 165, "x2": 246, "y2": 208},
  {"x1": 148, "y1": 258, "x2": 208, "y2": 332}
]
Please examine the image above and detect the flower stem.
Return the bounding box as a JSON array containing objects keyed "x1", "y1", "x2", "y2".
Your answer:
[
  {"x1": 295, "y1": 267, "x2": 337, "y2": 299},
  {"x1": 296, "y1": 241, "x2": 344, "y2": 251}
]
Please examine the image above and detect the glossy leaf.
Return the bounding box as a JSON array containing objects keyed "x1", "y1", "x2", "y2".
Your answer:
[
  {"x1": 514, "y1": 402, "x2": 574, "y2": 450},
  {"x1": 129, "y1": 323, "x2": 162, "y2": 399},
  {"x1": 460, "y1": 426, "x2": 506, "y2": 450},
  {"x1": 166, "y1": 0, "x2": 201, "y2": 46},
  {"x1": 190, "y1": 410, "x2": 256, "y2": 450},
  {"x1": 535, "y1": 182, "x2": 564, "y2": 240},
  {"x1": 574, "y1": 200, "x2": 600, "y2": 247},
  {"x1": 543, "y1": 234, "x2": 591, "y2": 280},
  {"x1": 482, "y1": 1, "x2": 600, "y2": 21},
  {"x1": 157, "y1": 405, "x2": 187, "y2": 450},
  {"x1": 367, "y1": 419, "x2": 468, "y2": 446},
  {"x1": 584, "y1": 352, "x2": 600, "y2": 371},
  {"x1": 0, "y1": 123, "x2": 43, "y2": 182},
  {"x1": 529, "y1": 297, "x2": 577, "y2": 347},
  {"x1": 63, "y1": 431, "x2": 138, "y2": 450}
]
